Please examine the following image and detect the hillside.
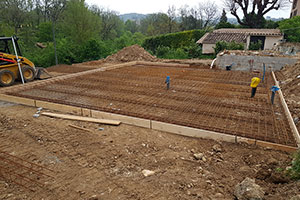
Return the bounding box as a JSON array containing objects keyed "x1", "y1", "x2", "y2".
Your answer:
[{"x1": 119, "y1": 13, "x2": 147, "y2": 22}]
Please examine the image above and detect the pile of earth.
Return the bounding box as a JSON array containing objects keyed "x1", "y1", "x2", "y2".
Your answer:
[
  {"x1": 84, "y1": 45, "x2": 159, "y2": 66},
  {"x1": 104, "y1": 44, "x2": 159, "y2": 63},
  {"x1": 276, "y1": 61, "x2": 300, "y2": 132}
]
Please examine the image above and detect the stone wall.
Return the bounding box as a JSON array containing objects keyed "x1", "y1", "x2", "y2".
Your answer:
[
  {"x1": 276, "y1": 42, "x2": 300, "y2": 55},
  {"x1": 216, "y1": 54, "x2": 298, "y2": 71}
]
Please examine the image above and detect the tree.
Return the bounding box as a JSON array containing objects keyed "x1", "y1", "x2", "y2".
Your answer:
[
  {"x1": 91, "y1": 7, "x2": 123, "y2": 40},
  {"x1": 215, "y1": 8, "x2": 235, "y2": 29},
  {"x1": 220, "y1": 9, "x2": 227, "y2": 23},
  {"x1": 279, "y1": 16, "x2": 300, "y2": 42},
  {"x1": 224, "y1": 0, "x2": 290, "y2": 28},
  {"x1": 179, "y1": 6, "x2": 199, "y2": 30},
  {"x1": 124, "y1": 20, "x2": 139, "y2": 33},
  {"x1": 167, "y1": 5, "x2": 177, "y2": 33},
  {"x1": 0, "y1": 0, "x2": 29, "y2": 33},
  {"x1": 198, "y1": 1, "x2": 219, "y2": 28},
  {"x1": 179, "y1": 2, "x2": 219, "y2": 31},
  {"x1": 61, "y1": 0, "x2": 101, "y2": 44},
  {"x1": 140, "y1": 13, "x2": 169, "y2": 36},
  {"x1": 48, "y1": 0, "x2": 66, "y2": 65}
]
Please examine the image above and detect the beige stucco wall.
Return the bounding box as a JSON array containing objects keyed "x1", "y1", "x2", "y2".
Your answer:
[
  {"x1": 291, "y1": 0, "x2": 300, "y2": 17},
  {"x1": 202, "y1": 35, "x2": 282, "y2": 54},
  {"x1": 202, "y1": 44, "x2": 216, "y2": 54},
  {"x1": 246, "y1": 36, "x2": 251, "y2": 49},
  {"x1": 246, "y1": 35, "x2": 283, "y2": 50},
  {"x1": 264, "y1": 36, "x2": 283, "y2": 50}
]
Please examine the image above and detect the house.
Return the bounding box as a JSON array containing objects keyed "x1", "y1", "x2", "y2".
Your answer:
[
  {"x1": 291, "y1": 0, "x2": 300, "y2": 17},
  {"x1": 196, "y1": 29, "x2": 283, "y2": 54}
]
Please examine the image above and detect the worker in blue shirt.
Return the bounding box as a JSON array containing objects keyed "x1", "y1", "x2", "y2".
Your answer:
[
  {"x1": 165, "y1": 76, "x2": 170, "y2": 90},
  {"x1": 270, "y1": 86, "x2": 280, "y2": 104}
]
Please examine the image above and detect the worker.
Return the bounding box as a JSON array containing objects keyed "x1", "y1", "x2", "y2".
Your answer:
[
  {"x1": 165, "y1": 76, "x2": 170, "y2": 90},
  {"x1": 270, "y1": 86, "x2": 280, "y2": 104},
  {"x1": 250, "y1": 77, "x2": 261, "y2": 98}
]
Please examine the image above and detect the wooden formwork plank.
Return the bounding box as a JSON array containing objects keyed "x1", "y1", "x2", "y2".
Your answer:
[
  {"x1": 42, "y1": 112, "x2": 121, "y2": 125},
  {"x1": 237, "y1": 136, "x2": 298, "y2": 152},
  {"x1": 92, "y1": 110, "x2": 151, "y2": 128},
  {"x1": 272, "y1": 71, "x2": 300, "y2": 147},
  {"x1": 151, "y1": 120, "x2": 237, "y2": 143},
  {"x1": 256, "y1": 140, "x2": 298, "y2": 153},
  {"x1": 0, "y1": 94, "x2": 35, "y2": 107},
  {"x1": 35, "y1": 100, "x2": 81, "y2": 115},
  {"x1": 236, "y1": 136, "x2": 256, "y2": 145},
  {"x1": 135, "y1": 61, "x2": 190, "y2": 68}
]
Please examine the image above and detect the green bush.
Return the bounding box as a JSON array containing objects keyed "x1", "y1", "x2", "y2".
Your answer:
[
  {"x1": 184, "y1": 40, "x2": 202, "y2": 58},
  {"x1": 79, "y1": 39, "x2": 111, "y2": 62},
  {"x1": 38, "y1": 22, "x2": 53, "y2": 42},
  {"x1": 156, "y1": 46, "x2": 188, "y2": 59},
  {"x1": 142, "y1": 29, "x2": 207, "y2": 54},
  {"x1": 215, "y1": 22, "x2": 236, "y2": 29},
  {"x1": 249, "y1": 40, "x2": 263, "y2": 50},
  {"x1": 0, "y1": 23, "x2": 14, "y2": 36},
  {"x1": 288, "y1": 150, "x2": 300, "y2": 180},
  {"x1": 26, "y1": 43, "x2": 55, "y2": 68},
  {"x1": 214, "y1": 41, "x2": 244, "y2": 55}
]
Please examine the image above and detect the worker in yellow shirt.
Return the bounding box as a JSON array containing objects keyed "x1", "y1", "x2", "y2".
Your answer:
[{"x1": 250, "y1": 77, "x2": 261, "y2": 98}]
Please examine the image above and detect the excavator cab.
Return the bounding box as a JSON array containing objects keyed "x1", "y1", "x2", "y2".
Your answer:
[{"x1": 0, "y1": 36, "x2": 48, "y2": 87}]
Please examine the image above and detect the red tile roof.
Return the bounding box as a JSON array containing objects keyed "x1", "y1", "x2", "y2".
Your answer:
[
  {"x1": 214, "y1": 28, "x2": 282, "y2": 36},
  {"x1": 197, "y1": 29, "x2": 283, "y2": 44},
  {"x1": 197, "y1": 32, "x2": 247, "y2": 44}
]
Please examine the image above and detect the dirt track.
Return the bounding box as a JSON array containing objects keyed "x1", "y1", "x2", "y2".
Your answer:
[{"x1": 0, "y1": 103, "x2": 299, "y2": 200}]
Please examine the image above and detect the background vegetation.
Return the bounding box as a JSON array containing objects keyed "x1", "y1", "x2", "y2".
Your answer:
[{"x1": 0, "y1": 0, "x2": 297, "y2": 68}]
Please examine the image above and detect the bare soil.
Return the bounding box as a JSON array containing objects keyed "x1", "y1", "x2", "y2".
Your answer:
[
  {"x1": 0, "y1": 102, "x2": 299, "y2": 200},
  {"x1": 275, "y1": 61, "x2": 300, "y2": 133}
]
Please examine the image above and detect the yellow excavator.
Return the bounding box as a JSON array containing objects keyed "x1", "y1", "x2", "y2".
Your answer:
[{"x1": 0, "y1": 36, "x2": 49, "y2": 87}]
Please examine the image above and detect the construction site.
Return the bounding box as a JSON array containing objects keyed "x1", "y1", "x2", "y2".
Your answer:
[{"x1": 1, "y1": 45, "x2": 300, "y2": 200}]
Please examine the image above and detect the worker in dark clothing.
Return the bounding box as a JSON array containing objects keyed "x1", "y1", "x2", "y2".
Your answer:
[
  {"x1": 250, "y1": 77, "x2": 261, "y2": 98},
  {"x1": 165, "y1": 76, "x2": 170, "y2": 90}
]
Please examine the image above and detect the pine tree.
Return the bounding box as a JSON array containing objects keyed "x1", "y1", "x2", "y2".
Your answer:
[{"x1": 220, "y1": 9, "x2": 227, "y2": 23}]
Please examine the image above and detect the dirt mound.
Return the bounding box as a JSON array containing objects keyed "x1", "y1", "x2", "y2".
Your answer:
[
  {"x1": 277, "y1": 61, "x2": 300, "y2": 132},
  {"x1": 280, "y1": 62, "x2": 300, "y2": 80},
  {"x1": 104, "y1": 45, "x2": 159, "y2": 63},
  {"x1": 279, "y1": 62, "x2": 300, "y2": 96}
]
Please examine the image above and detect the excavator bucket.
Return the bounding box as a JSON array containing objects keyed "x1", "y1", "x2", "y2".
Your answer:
[{"x1": 35, "y1": 67, "x2": 52, "y2": 80}]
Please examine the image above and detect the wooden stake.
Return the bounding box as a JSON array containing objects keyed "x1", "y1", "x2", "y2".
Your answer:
[{"x1": 68, "y1": 124, "x2": 93, "y2": 132}]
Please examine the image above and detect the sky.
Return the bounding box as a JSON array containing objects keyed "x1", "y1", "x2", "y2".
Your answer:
[{"x1": 85, "y1": 0, "x2": 292, "y2": 19}]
